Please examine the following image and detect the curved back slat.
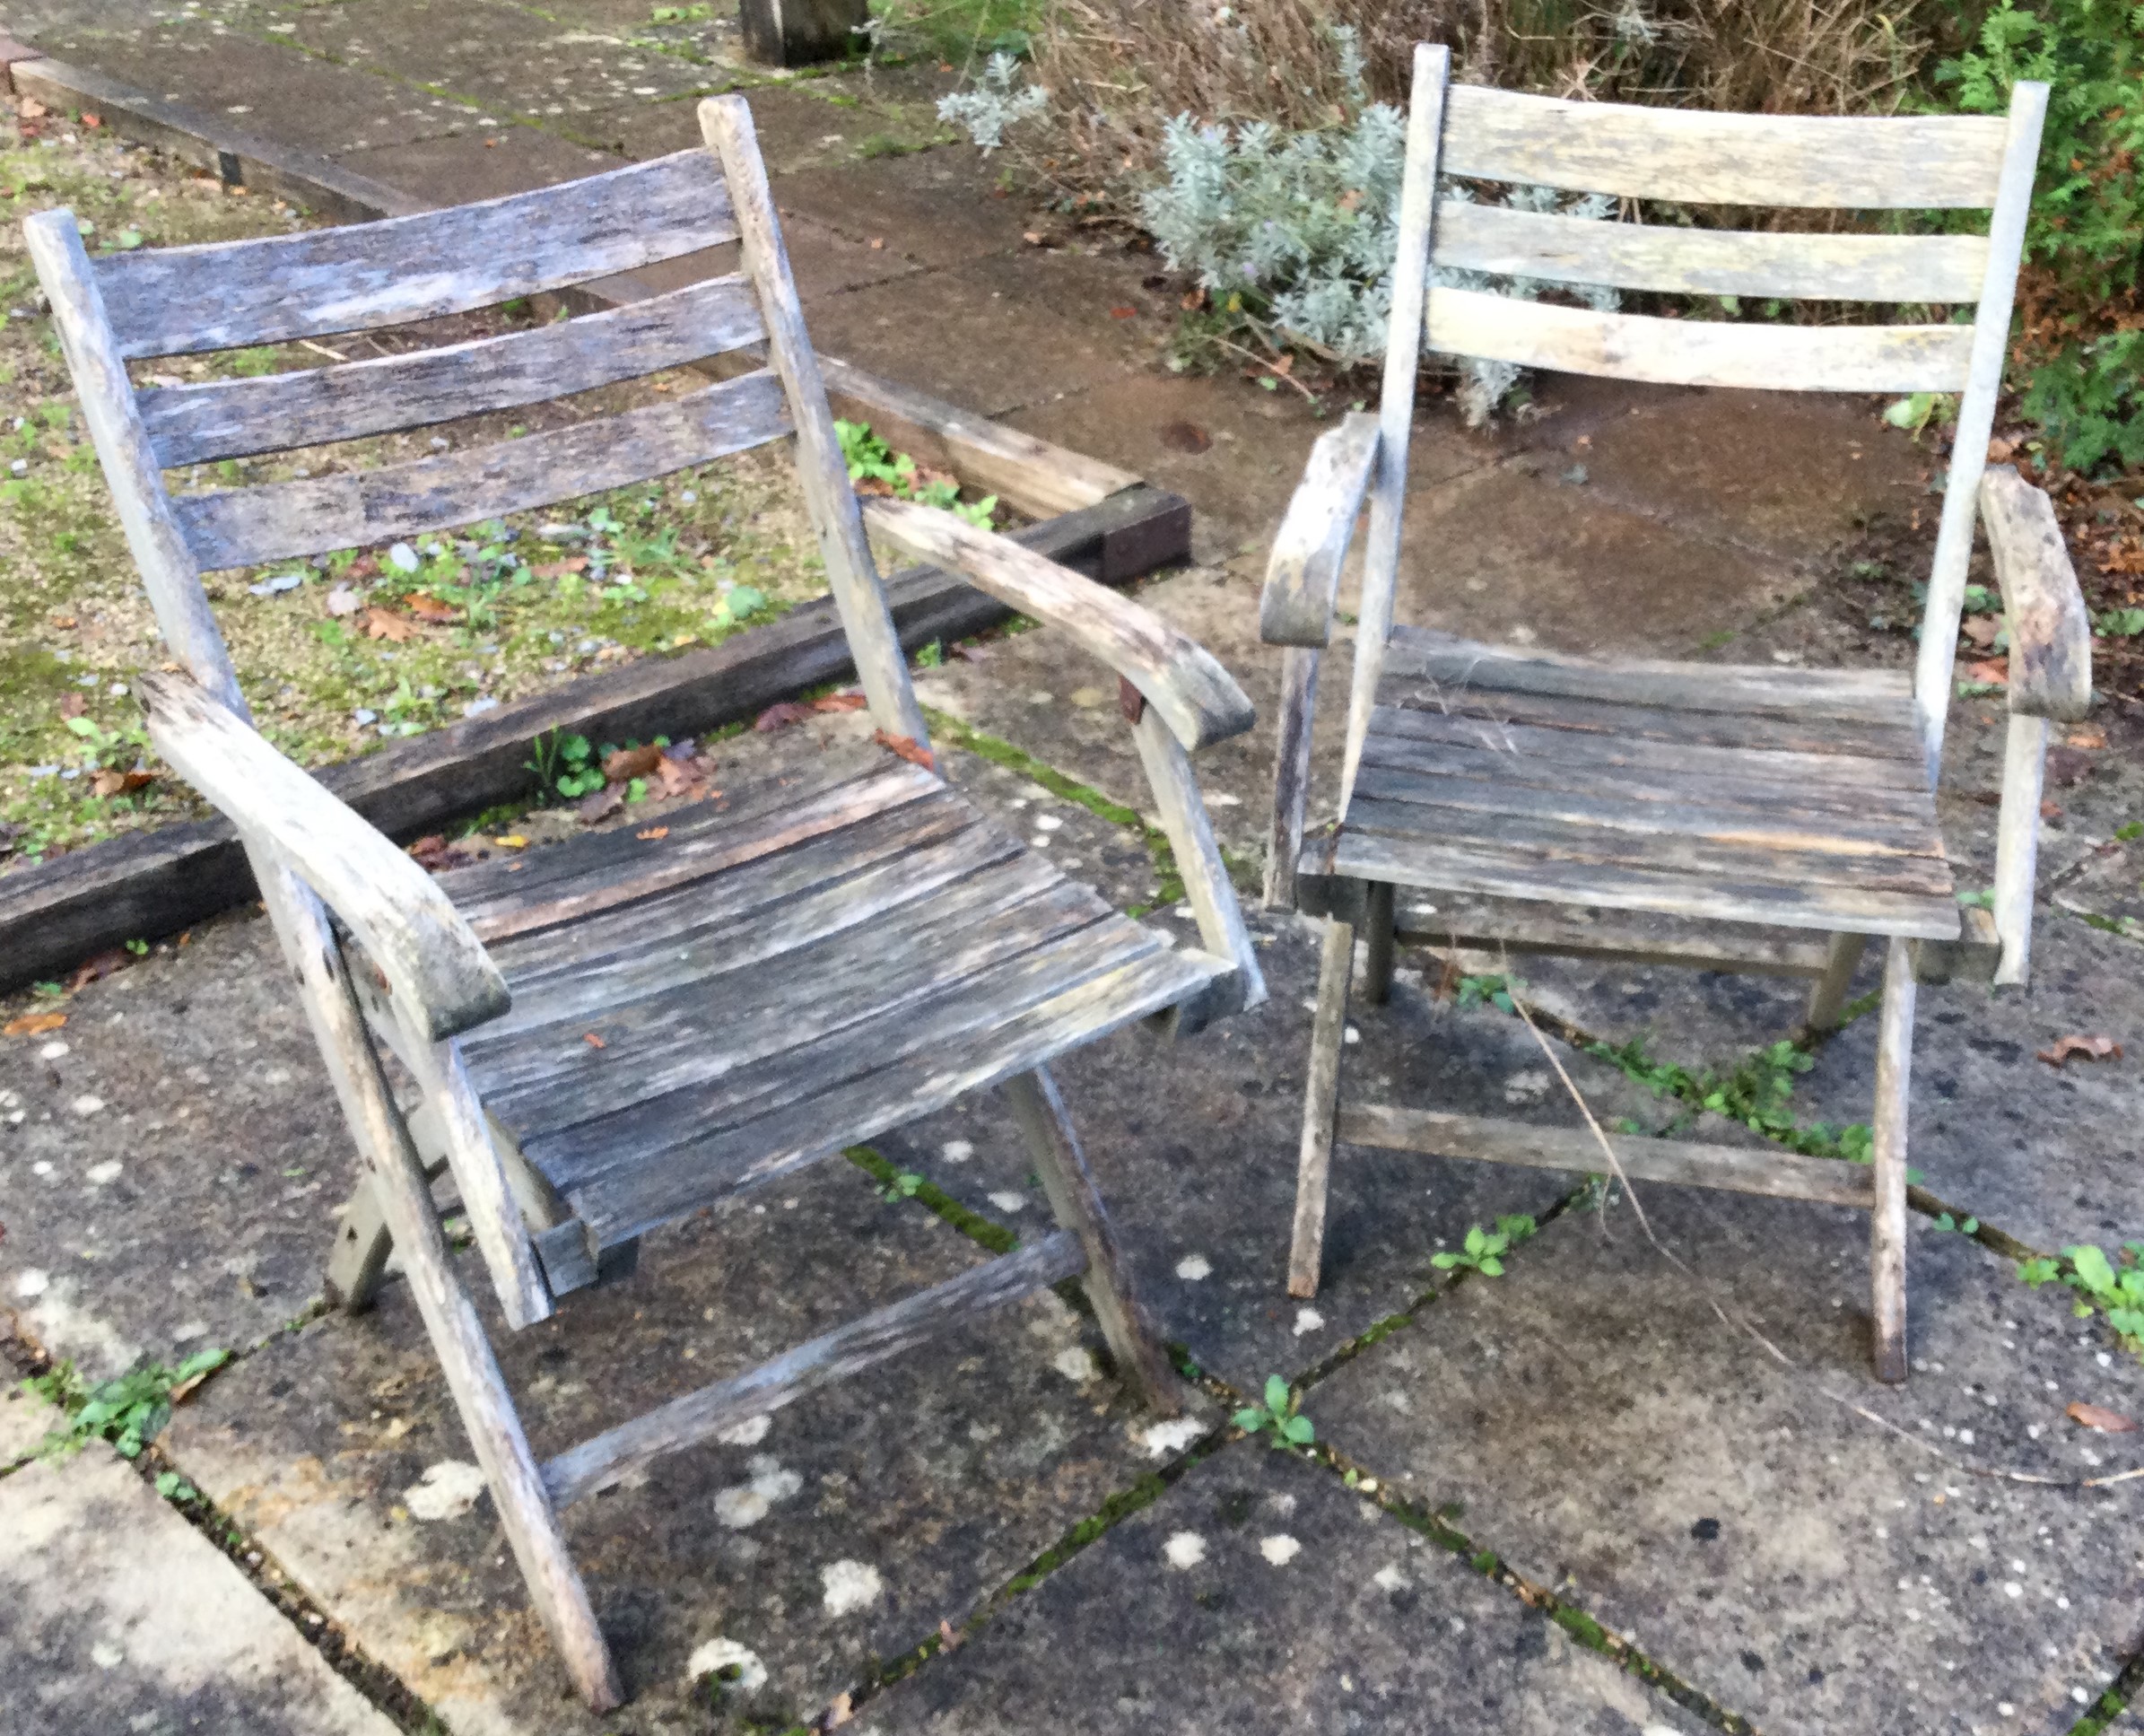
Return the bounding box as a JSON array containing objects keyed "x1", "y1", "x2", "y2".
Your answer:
[{"x1": 93, "y1": 150, "x2": 737, "y2": 360}]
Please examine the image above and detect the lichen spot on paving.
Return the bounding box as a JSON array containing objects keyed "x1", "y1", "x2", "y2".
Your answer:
[
  {"x1": 821, "y1": 1559, "x2": 884, "y2": 1616},
  {"x1": 1163, "y1": 1531, "x2": 1207, "y2": 1571}
]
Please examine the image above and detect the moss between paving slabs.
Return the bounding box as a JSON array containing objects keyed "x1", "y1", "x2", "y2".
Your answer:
[{"x1": 1, "y1": 104, "x2": 832, "y2": 867}]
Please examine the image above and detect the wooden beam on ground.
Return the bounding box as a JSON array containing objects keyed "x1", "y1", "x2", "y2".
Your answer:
[{"x1": 0, "y1": 484, "x2": 1189, "y2": 993}]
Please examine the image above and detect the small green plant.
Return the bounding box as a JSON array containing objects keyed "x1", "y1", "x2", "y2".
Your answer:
[
  {"x1": 879, "y1": 1169, "x2": 925, "y2": 1204},
  {"x1": 64, "y1": 713, "x2": 148, "y2": 770},
  {"x1": 1931, "y1": 1212, "x2": 1981, "y2": 1234},
  {"x1": 2097, "y1": 607, "x2": 2144, "y2": 639},
  {"x1": 1432, "y1": 1215, "x2": 1538, "y2": 1277},
  {"x1": 1881, "y1": 392, "x2": 1957, "y2": 440},
  {"x1": 153, "y1": 1470, "x2": 199, "y2": 1502},
  {"x1": 2023, "y1": 1243, "x2": 2144, "y2": 1350},
  {"x1": 525, "y1": 729, "x2": 605, "y2": 798},
  {"x1": 24, "y1": 1348, "x2": 229, "y2": 1461},
  {"x1": 1233, "y1": 1374, "x2": 1315, "y2": 1449},
  {"x1": 1454, "y1": 973, "x2": 1517, "y2": 1014},
  {"x1": 836, "y1": 419, "x2": 996, "y2": 528}
]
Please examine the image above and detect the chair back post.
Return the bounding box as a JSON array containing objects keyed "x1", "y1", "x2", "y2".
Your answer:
[
  {"x1": 24, "y1": 210, "x2": 247, "y2": 716},
  {"x1": 1910, "y1": 79, "x2": 2048, "y2": 781},
  {"x1": 1338, "y1": 42, "x2": 1451, "y2": 807},
  {"x1": 699, "y1": 95, "x2": 932, "y2": 753}
]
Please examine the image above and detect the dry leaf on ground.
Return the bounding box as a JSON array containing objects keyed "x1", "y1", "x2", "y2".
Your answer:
[
  {"x1": 578, "y1": 785, "x2": 624, "y2": 824},
  {"x1": 2068, "y1": 1401, "x2": 2138, "y2": 1433},
  {"x1": 874, "y1": 728, "x2": 936, "y2": 772},
  {"x1": 1158, "y1": 420, "x2": 1212, "y2": 454},
  {"x1": 4, "y1": 1012, "x2": 67, "y2": 1037},
  {"x1": 2036, "y1": 1034, "x2": 2123, "y2": 1068},
  {"x1": 57, "y1": 692, "x2": 85, "y2": 719},
  {"x1": 402, "y1": 592, "x2": 459, "y2": 624},
  {"x1": 1964, "y1": 658, "x2": 2009, "y2": 685},
  {"x1": 89, "y1": 769, "x2": 153, "y2": 798},
  {"x1": 636, "y1": 826, "x2": 669, "y2": 841},
  {"x1": 812, "y1": 692, "x2": 867, "y2": 713},
  {"x1": 529, "y1": 557, "x2": 588, "y2": 580},
  {"x1": 582, "y1": 1032, "x2": 606, "y2": 1050},
  {"x1": 361, "y1": 607, "x2": 420, "y2": 642},
  {"x1": 755, "y1": 700, "x2": 815, "y2": 731},
  {"x1": 68, "y1": 950, "x2": 130, "y2": 992},
  {"x1": 602, "y1": 744, "x2": 663, "y2": 781}
]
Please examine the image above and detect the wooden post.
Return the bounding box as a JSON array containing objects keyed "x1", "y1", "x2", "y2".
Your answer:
[
  {"x1": 1002, "y1": 1067, "x2": 1180, "y2": 1416},
  {"x1": 1129, "y1": 708, "x2": 1264, "y2": 1016},
  {"x1": 1869, "y1": 937, "x2": 1915, "y2": 1383},
  {"x1": 738, "y1": 0, "x2": 867, "y2": 66},
  {"x1": 1288, "y1": 916, "x2": 1356, "y2": 1298},
  {"x1": 1804, "y1": 932, "x2": 1869, "y2": 1033},
  {"x1": 1265, "y1": 645, "x2": 1320, "y2": 911}
]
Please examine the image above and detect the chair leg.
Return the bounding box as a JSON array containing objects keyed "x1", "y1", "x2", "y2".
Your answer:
[
  {"x1": 326, "y1": 1145, "x2": 451, "y2": 1315},
  {"x1": 1361, "y1": 881, "x2": 1397, "y2": 1006},
  {"x1": 1869, "y1": 937, "x2": 1916, "y2": 1383},
  {"x1": 1004, "y1": 1066, "x2": 1180, "y2": 1416},
  {"x1": 256, "y1": 868, "x2": 622, "y2": 1709},
  {"x1": 1288, "y1": 915, "x2": 1355, "y2": 1299},
  {"x1": 1805, "y1": 932, "x2": 1869, "y2": 1034}
]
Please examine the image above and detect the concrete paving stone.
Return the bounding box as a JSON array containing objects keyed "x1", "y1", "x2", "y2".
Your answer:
[
  {"x1": 0, "y1": 1384, "x2": 59, "y2": 1465},
  {"x1": 598, "y1": 77, "x2": 948, "y2": 174},
  {"x1": 0, "y1": 912, "x2": 352, "y2": 1380},
  {"x1": 872, "y1": 912, "x2": 1668, "y2": 1392},
  {"x1": 774, "y1": 147, "x2": 1035, "y2": 272},
  {"x1": 336, "y1": 126, "x2": 628, "y2": 206},
  {"x1": 863, "y1": 1434, "x2": 1708, "y2": 1735},
  {"x1": 598, "y1": 204, "x2": 928, "y2": 310},
  {"x1": 164, "y1": 1154, "x2": 1211, "y2": 1732},
  {"x1": 1313, "y1": 1185, "x2": 2144, "y2": 1736},
  {"x1": 0, "y1": 1431, "x2": 400, "y2": 1735}
]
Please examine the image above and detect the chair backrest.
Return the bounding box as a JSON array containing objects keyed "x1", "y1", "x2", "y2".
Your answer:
[
  {"x1": 24, "y1": 98, "x2": 928, "y2": 747},
  {"x1": 1341, "y1": 45, "x2": 2046, "y2": 794}
]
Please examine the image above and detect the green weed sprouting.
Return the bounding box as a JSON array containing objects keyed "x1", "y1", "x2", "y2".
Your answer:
[
  {"x1": 1431, "y1": 1215, "x2": 1538, "y2": 1277},
  {"x1": 22, "y1": 1348, "x2": 229, "y2": 1462},
  {"x1": 1233, "y1": 1374, "x2": 1315, "y2": 1449},
  {"x1": 837, "y1": 418, "x2": 997, "y2": 529},
  {"x1": 2021, "y1": 1243, "x2": 2144, "y2": 1352}
]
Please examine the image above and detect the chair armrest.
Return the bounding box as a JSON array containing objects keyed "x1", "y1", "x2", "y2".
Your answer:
[
  {"x1": 1980, "y1": 466, "x2": 2091, "y2": 720},
  {"x1": 137, "y1": 673, "x2": 508, "y2": 1041},
  {"x1": 1259, "y1": 412, "x2": 1379, "y2": 649},
  {"x1": 861, "y1": 496, "x2": 1254, "y2": 752}
]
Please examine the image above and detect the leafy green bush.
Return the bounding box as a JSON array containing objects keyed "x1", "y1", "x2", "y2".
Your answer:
[
  {"x1": 2021, "y1": 1242, "x2": 2144, "y2": 1348},
  {"x1": 1935, "y1": 0, "x2": 2144, "y2": 472},
  {"x1": 22, "y1": 1348, "x2": 229, "y2": 1461}
]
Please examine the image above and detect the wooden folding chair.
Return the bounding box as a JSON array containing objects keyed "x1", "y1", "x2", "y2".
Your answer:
[
  {"x1": 31, "y1": 96, "x2": 1265, "y2": 1708},
  {"x1": 1261, "y1": 46, "x2": 2090, "y2": 1383}
]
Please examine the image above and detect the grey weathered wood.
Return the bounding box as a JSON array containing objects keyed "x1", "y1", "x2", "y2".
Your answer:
[
  {"x1": 1991, "y1": 713, "x2": 2048, "y2": 988},
  {"x1": 24, "y1": 211, "x2": 243, "y2": 711},
  {"x1": 251, "y1": 865, "x2": 617, "y2": 1707},
  {"x1": 1288, "y1": 916, "x2": 1356, "y2": 1299},
  {"x1": 1425, "y1": 289, "x2": 1974, "y2": 394},
  {"x1": 1804, "y1": 933, "x2": 1869, "y2": 1033},
  {"x1": 92, "y1": 148, "x2": 737, "y2": 360},
  {"x1": 173, "y1": 369, "x2": 790, "y2": 571},
  {"x1": 1129, "y1": 706, "x2": 1265, "y2": 1023},
  {"x1": 1869, "y1": 938, "x2": 1916, "y2": 1383},
  {"x1": 1338, "y1": 1104, "x2": 1878, "y2": 1208},
  {"x1": 1431, "y1": 200, "x2": 1991, "y2": 303},
  {"x1": 1912, "y1": 83, "x2": 2048, "y2": 775},
  {"x1": 1339, "y1": 43, "x2": 1450, "y2": 805},
  {"x1": 139, "y1": 275, "x2": 766, "y2": 467},
  {"x1": 738, "y1": 0, "x2": 868, "y2": 65},
  {"x1": 138, "y1": 672, "x2": 510, "y2": 1042},
  {"x1": 702, "y1": 96, "x2": 929, "y2": 750},
  {"x1": 0, "y1": 484, "x2": 1191, "y2": 998},
  {"x1": 1360, "y1": 880, "x2": 1397, "y2": 1007},
  {"x1": 1440, "y1": 83, "x2": 2008, "y2": 208},
  {"x1": 1004, "y1": 1067, "x2": 1179, "y2": 1413},
  {"x1": 1979, "y1": 467, "x2": 2092, "y2": 721},
  {"x1": 1259, "y1": 412, "x2": 1378, "y2": 647},
  {"x1": 1264, "y1": 644, "x2": 1321, "y2": 911},
  {"x1": 542, "y1": 1230, "x2": 1084, "y2": 1508},
  {"x1": 867, "y1": 496, "x2": 1255, "y2": 753}
]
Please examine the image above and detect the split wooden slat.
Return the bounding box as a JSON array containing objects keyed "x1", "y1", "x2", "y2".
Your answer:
[
  {"x1": 93, "y1": 149, "x2": 738, "y2": 360},
  {"x1": 139, "y1": 275, "x2": 766, "y2": 467},
  {"x1": 541, "y1": 1231, "x2": 1085, "y2": 1509},
  {"x1": 1259, "y1": 411, "x2": 1379, "y2": 647},
  {"x1": 1979, "y1": 466, "x2": 2092, "y2": 721},
  {"x1": 1430, "y1": 200, "x2": 1991, "y2": 303},
  {"x1": 1336, "y1": 1104, "x2": 1877, "y2": 1208},
  {"x1": 172, "y1": 368, "x2": 790, "y2": 571},
  {"x1": 1380, "y1": 685, "x2": 1925, "y2": 761},
  {"x1": 1440, "y1": 84, "x2": 2007, "y2": 208},
  {"x1": 1425, "y1": 287, "x2": 1975, "y2": 394}
]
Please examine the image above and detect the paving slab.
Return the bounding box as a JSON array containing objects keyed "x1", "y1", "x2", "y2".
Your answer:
[
  {"x1": 338, "y1": 126, "x2": 628, "y2": 205},
  {"x1": 863, "y1": 1432, "x2": 1706, "y2": 1735},
  {"x1": 773, "y1": 148, "x2": 1036, "y2": 272},
  {"x1": 0, "y1": 1405, "x2": 400, "y2": 1736},
  {"x1": 1313, "y1": 1185, "x2": 2144, "y2": 1736},
  {"x1": 165, "y1": 1152, "x2": 1211, "y2": 1732}
]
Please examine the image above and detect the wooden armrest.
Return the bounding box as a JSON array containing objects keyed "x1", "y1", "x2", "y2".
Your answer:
[
  {"x1": 137, "y1": 673, "x2": 509, "y2": 1041},
  {"x1": 862, "y1": 496, "x2": 1253, "y2": 751},
  {"x1": 1980, "y1": 466, "x2": 2091, "y2": 720},
  {"x1": 1259, "y1": 412, "x2": 1379, "y2": 649}
]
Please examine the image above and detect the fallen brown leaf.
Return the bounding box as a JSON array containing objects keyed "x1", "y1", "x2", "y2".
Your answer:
[
  {"x1": 361, "y1": 607, "x2": 420, "y2": 642},
  {"x1": 80, "y1": 111, "x2": 101, "y2": 128},
  {"x1": 2036, "y1": 1034, "x2": 2123, "y2": 1068},
  {"x1": 810, "y1": 692, "x2": 867, "y2": 713},
  {"x1": 402, "y1": 592, "x2": 459, "y2": 624},
  {"x1": 578, "y1": 784, "x2": 624, "y2": 824},
  {"x1": 652, "y1": 756, "x2": 702, "y2": 798},
  {"x1": 68, "y1": 949, "x2": 130, "y2": 992},
  {"x1": 1962, "y1": 615, "x2": 2001, "y2": 649},
  {"x1": 18, "y1": 98, "x2": 47, "y2": 119},
  {"x1": 937, "y1": 1618, "x2": 963, "y2": 1652},
  {"x1": 582, "y1": 1032, "x2": 606, "y2": 1050},
  {"x1": 2066, "y1": 727, "x2": 2108, "y2": 749},
  {"x1": 57, "y1": 692, "x2": 86, "y2": 720},
  {"x1": 874, "y1": 728, "x2": 937, "y2": 772},
  {"x1": 755, "y1": 700, "x2": 815, "y2": 731},
  {"x1": 2068, "y1": 1400, "x2": 2138, "y2": 1433},
  {"x1": 346, "y1": 554, "x2": 380, "y2": 581},
  {"x1": 602, "y1": 744, "x2": 664, "y2": 782},
  {"x1": 1180, "y1": 287, "x2": 1207, "y2": 312},
  {"x1": 635, "y1": 825, "x2": 670, "y2": 841},
  {"x1": 4, "y1": 1011, "x2": 67, "y2": 1038},
  {"x1": 530, "y1": 557, "x2": 588, "y2": 580},
  {"x1": 868, "y1": 236, "x2": 885, "y2": 249},
  {"x1": 49, "y1": 614, "x2": 76, "y2": 629},
  {"x1": 1158, "y1": 420, "x2": 1212, "y2": 454},
  {"x1": 89, "y1": 769, "x2": 153, "y2": 798},
  {"x1": 2040, "y1": 799, "x2": 2063, "y2": 820},
  {"x1": 406, "y1": 834, "x2": 473, "y2": 871},
  {"x1": 1986, "y1": 436, "x2": 2017, "y2": 463},
  {"x1": 1964, "y1": 658, "x2": 2009, "y2": 685},
  {"x1": 1109, "y1": 304, "x2": 1138, "y2": 319},
  {"x1": 851, "y1": 475, "x2": 898, "y2": 497}
]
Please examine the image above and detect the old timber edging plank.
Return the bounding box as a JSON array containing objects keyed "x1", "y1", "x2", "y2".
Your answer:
[{"x1": 0, "y1": 485, "x2": 1190, "y2": 993}]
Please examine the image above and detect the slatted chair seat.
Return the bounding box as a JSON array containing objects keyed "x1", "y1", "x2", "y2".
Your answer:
[
  {"x1": 1320, "y1": 629, "x2": 1957, "y2": 941},
  {"x1": 1259, "y1": 45, "x2": 2094, "y2": 1388},
  {"x1": 413, "y1": 745, "x2": 1223, "y2": 1278},
  {"x1": 36, "y1": 94, "x2": 1265, "y2": 1711}
]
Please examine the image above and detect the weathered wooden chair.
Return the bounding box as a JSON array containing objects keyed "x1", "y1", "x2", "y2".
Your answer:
[
  {"x1": 1261, "y1": 46, "x2": 2090, "y2": 1382},
  {"x1": 31, "y1": 96, "x2": 1264, "y2": 1708}
]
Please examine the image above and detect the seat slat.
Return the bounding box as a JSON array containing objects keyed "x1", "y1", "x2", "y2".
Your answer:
[
  {"x1": 140, "y1": 275, "x2": 765, "y2": 468},
  {"x1": 94, "y1": 149, "x2": 738, "y2": 360},
  {"x1": 171, "y1": 367, "x2": 790, "y2": 571},
  {"x1": 1380, "y1": 684, "x2": 1923, "y2": 760},
  {"x1": 1425, "y1": 287, "x2": 1975, "y2": 393},
  {"x1": 1329, "y1": 827, "x2": 1960, "y2": 940},
  {"x1": 556, "y1": 944, "x2": 1222, "y2": 1249},
  {"x1": 1441, "y1": 85, "x2": 2007, "y2": 209},
  {"x1": 1370, "y1": 706, "x2": 1931, "y2": 792},
  {"x1": 1351, "y1": 763, "x2": 1943, "y2": 859},
  {"x1": 1431, "y1": 200, "x2": 1991, "y2": 304},
  {"x1": 1382, "y1": 629, "x2": 1914, "y2": 721}
]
